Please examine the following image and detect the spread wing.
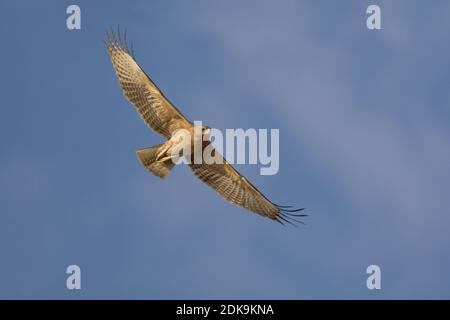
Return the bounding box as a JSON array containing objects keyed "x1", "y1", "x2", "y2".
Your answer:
[
  {"x1": 189, "y1": 144, "x2": 305, "y2": 225},
  {"x1": 105, "y1": 30, "x2": 191, "y2": 138}
]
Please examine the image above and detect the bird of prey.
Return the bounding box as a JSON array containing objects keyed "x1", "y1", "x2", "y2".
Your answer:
[{"x1": 105, "y1": 29, "x2": 305, "y2": 225}]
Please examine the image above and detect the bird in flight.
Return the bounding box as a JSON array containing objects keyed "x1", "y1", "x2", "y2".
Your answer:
[{"x1": 105, "y1": 29, "x2": 305, "y2": 225}]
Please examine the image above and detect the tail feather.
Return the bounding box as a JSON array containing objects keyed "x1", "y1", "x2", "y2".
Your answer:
[{"x1": 136, "y1": 144, "x2": 175, "y2": 179}]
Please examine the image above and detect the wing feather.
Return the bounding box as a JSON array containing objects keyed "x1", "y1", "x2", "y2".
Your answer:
[
  {"x1": 105, "y1": 30, "x2": 191, "y2": 138},
  {"x1": 189, "y1": 145, "x2": 305, "y2": 224}
]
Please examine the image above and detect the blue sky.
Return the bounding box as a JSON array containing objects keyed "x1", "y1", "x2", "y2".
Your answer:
[{"x1": 1, "y1": 0, "x2": 450, "y2": 299}]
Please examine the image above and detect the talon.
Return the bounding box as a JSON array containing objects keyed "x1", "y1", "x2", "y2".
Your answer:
[
  {"x1": 156, "y1": 150, "x2": 165, "y2": 161},
  {"x1": 158, "y1": 155, "x2": 174, "y2": 162},
  {"x1": 155, "y1": 142, "x2": 173, "y2": 161}
]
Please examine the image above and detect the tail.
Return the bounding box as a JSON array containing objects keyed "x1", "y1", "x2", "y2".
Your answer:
[{"x1": 136, "y1": 143, "x2": 175, "y2": 179}]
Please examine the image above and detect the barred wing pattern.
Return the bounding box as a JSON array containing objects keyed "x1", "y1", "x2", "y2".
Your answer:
[
  {"x1": 105, "y1": 30, "x2": 190, "y2": 139},
  {"x1": 189, "y1": 146, "x2": 305, "y2": 225},
  {"x1": 106, "y1": 29, "x2": 304, "y2": 225}
]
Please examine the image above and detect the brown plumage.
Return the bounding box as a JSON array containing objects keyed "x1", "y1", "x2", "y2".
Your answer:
[{"x1": 105, "y1": 28, "x2": 305, "y2": 225}]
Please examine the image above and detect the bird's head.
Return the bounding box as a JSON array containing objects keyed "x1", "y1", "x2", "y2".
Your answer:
[{"x1": 202, "y1": 125, "x2": 211, "y2": 138}]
